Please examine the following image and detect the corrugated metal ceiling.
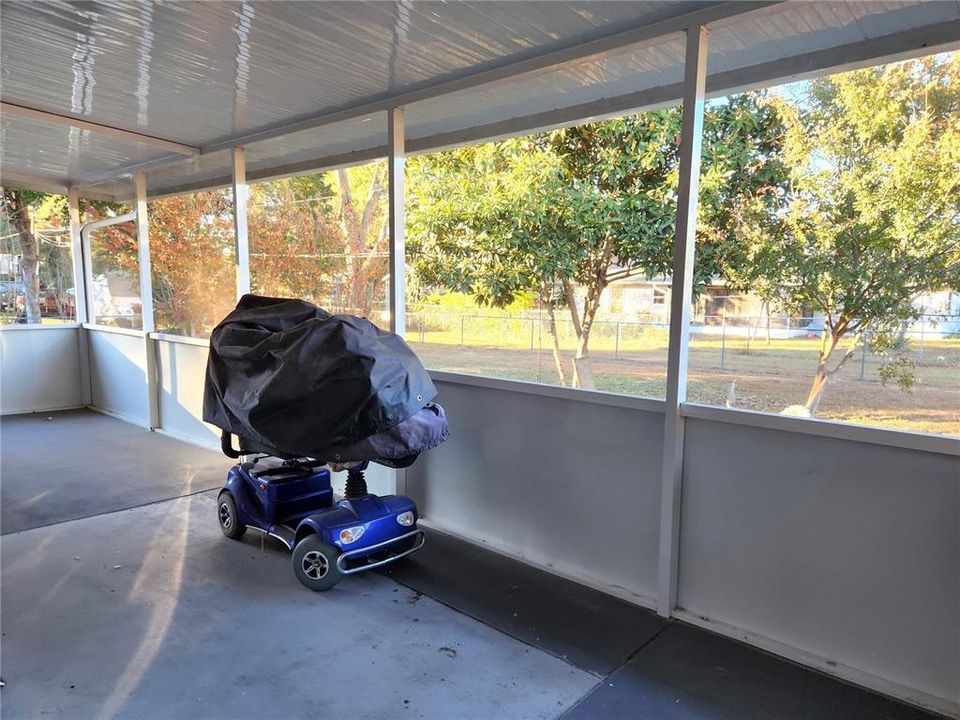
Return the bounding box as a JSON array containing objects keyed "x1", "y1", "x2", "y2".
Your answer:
[{"x1": 1, "y1": 1, "x2": 957, "y2": 200}]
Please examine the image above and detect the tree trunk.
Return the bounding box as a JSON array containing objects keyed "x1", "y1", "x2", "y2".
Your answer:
[
  {"x1": 7, "y1": 193, "x2": 42, "y2": 324},
  {"x1": 572, "y1": 294, "x2": 600, "y2": 389},
  {"x1": 804, "y1": 363, "x2": 830, "y2": 415},
  {"x1": 357, "y1": 186, "x2": 389, "y2": 316},
  {"x1": 541, "y1": 281, "x2": 568, "y2": 385},
  {"x1": 338, "y1": 165, "x2": 386, "y2": 316},
  {"x1": 561, "y1": 277, "x2": 582, "y2": 339},
  {"x1": 764, "y1": 300, "x2": 772, "y2": 346},
  {"x1": 803, "y1": 327, "x2": 841, "y2": 414},
  {"x1": 570, "y1": 239, "x2": 615, "y2": 390},
  {"x1": 337, "y1": 168, "x2": 360, "y2": 312},
  {"x1": 571, "y1": 275, "x2": 605, "y2": 390}
]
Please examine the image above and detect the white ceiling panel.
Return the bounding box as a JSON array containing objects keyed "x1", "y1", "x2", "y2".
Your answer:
[
  {"x1": 1, "y1": 1, "x2": 702, "y2": 145},
  {"x1": 0, "y1": 114, "x2": 166, "y2": 190},
  {"x1": 404, "y1": 33, "x2": 687, "y2": 146},
  {"x1": 0, "y1": 1, "x2": 956, "y2": 200}
]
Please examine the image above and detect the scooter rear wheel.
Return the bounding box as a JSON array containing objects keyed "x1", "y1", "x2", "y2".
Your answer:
[
  {"x1": 292, "y1": 535, "x2": 342, "y2": 591},
  {"x1": 217, "y1": 491, "x2": 246, "y2": 540}
]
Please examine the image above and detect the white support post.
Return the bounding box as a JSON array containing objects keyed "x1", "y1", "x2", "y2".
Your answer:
[
  {"x1": 388, "y1": 106, "x2": 406, "y2": 337},
  {"x1": 657, "y1": 25, "x2": 709, "y2": 618},
  {"x1": 135, "y1": 172, "x2": 161, "y2": 430},
  {"x1": 80, "y1": 222, "x2": 96, "y2": 326},
  {"x1": 67, "y1": 189, "x2": 88, "y2": 324},
  {"x1": 68, "y1": 187, "x2": 92, "y2": 406},
  {"x1": 385, "y1": 106, "x2": 407, "y2": 497},
  {"x1": 135, "y1": 173, "x2": 156, "y2": 334},
  {"x1": 232, "y1": 147, "x2": 251, "y2": 299}
]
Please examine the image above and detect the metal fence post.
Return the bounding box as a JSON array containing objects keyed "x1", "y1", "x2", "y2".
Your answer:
[
  {"x1": 530, "y1": 318, "x2": 535, "y2": 352},
  {"x1": 419, "y1": 314, "x2": 425, "y2": 344},
  {"x1": 720, "y1": 316, "x2": 726, "y2": 370},
  {"x1": 460, "y1": 315, "x2": 465, "y2": 346},
  {"x1": 860, "y1": 333, "x2": 868, "y2": 380},
  {"x1": 615, "y1": 321, "x2": 621, "y2": 359},
  {"x1": 919, "y1": 319, "x2": 925, "y2": 365}
]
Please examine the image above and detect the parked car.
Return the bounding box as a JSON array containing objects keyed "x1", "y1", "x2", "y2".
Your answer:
[
  {"x1": 0, "y1": 280, "x2": 23, "y2": 312},
  {"x1": 11, "y1": 284, "x2": 76, "y2": 321}
]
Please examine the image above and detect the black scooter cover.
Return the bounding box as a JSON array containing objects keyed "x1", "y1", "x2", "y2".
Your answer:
[{"x1": 203, "y1": 294, "x2": 440, "y2": 461}]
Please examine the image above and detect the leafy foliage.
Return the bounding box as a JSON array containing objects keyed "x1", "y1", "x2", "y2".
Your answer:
[
  {"x1": 250, "y1": 162, "x2": 389, "y2": 317},
  {"x1": 0, "y1": 188, "x2": 55, "y2": 323},
  {"x1": 408, "y1": 93, "x2": 787, "y2": 386},
  {"x1": 33, "y1": 163, "x2": 389, "y2": 336},
  {"x1": 727, "y1": 55, "x2": 960, "y2": 410},
  {"x1": 148, "y1": 191, "x2": 236, "y2": 336},
  {"x1": 249, "y1": 175, "x2": 340, "y2": 303}
]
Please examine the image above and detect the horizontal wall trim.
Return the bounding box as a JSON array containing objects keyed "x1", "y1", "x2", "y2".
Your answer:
[
  {"x1": 154, "y1": 427, "x2": 219, "y2": 452},
  {"x1": 0, "y1": 323, "x2": 80, "y2": 332},
  {"x1": 428, "y1": 369, "x2": 667, "y2": 413},
  {"x1": 149, "y1": 332, "x2": 210, "y2": 348},
  {"x1": 82, "y1": 323, "x2": 146, "y2": 339},
  {"x1": 87, "y1": 404, "x2": 150, "y2": 430},
  {"x1": 0, "y1": 404, "x2": 85, "y2": 417},
  {"x1": 673, "y1": 609, "x2": 958, "y2": 719},
  {"x1": 680, "y1": 403, "x2": 960, "y2": 457}
]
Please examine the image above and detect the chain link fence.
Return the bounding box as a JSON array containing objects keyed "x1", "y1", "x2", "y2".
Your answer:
[
  {"x1": 407, "y1": 310, "x2": 960, "y2": 372},
  {"x1": 406, "y1": 310, "x2": 960, "y2": 429}
]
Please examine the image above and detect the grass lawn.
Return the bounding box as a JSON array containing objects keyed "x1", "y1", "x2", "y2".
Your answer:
[{"x1": 409, "y1": 326, "x2": 960, "y2": 437}]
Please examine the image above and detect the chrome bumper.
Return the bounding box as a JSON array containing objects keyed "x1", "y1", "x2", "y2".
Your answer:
[{"x1": 336, "y1": 529, "x2": 425, "y2": 575}]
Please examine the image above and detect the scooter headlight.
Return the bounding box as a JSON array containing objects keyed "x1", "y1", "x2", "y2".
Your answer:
[
  {"x1": 339, "y1": 526, "x2": 365, "y2": 544},
  {"x1": 396, "y1": 511, "x2": 415, "y2": 527}
]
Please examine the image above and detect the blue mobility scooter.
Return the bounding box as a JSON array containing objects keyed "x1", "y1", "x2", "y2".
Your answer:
[
  {"x1": 217, "y1": 433, "x2": 424, "y2": 591},
  {"x1": 205, "y1": 295, "x2": 448, "y2": 591}
]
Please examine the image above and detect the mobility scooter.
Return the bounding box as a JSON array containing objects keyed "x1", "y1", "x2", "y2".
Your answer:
[
  {"x1": 205, "y1": 295, "x2": 449, "y2": 591},
  {"x1": 216, "y1": 437, "x2": 424, "y2": 591}
]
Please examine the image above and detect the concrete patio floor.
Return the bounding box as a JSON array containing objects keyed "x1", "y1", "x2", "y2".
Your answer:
[
  {"x1": 1, "y1": 494, "x2": 595, "y2": 719},
  {"x1": 0, "y1": 411, "x2": 942, "y2": 719}
]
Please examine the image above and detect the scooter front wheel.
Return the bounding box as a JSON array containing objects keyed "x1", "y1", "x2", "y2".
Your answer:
[{"x1": 292, "y1": 535, "x2": 342, "y2": 591}]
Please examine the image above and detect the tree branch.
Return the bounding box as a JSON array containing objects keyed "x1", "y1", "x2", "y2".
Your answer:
[{"x1": 827, "y1": 344, "x2": 858, "y2": 376}]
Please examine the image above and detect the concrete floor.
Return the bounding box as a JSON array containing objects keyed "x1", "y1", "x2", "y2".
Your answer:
[
  {"x1": 1, "y1": 495, "x2": 594, "y2": 719},
  {"x1": 0, "y1": 410, "x2": 942, "y2": 719},
  {"x1": 1, "y1": 410, "x2": 228, "y2": 533}
]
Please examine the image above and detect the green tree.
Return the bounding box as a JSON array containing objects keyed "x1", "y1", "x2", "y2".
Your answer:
[
  {"x1": 0, "y1": 188, "x2": 49, "y2": 323},
  {"x1": 727, "y1": 55, "x2": 960, "y2": 413},
  {"x1": 408, "y1": 95, "x2": 786, "y2": 387},
  {"x1": 147, "y1": 191, "x2": 235, "y2": 336},
  {"x1": 408, "y1": 137, "x2": 577, "y2": 381},
  {"x1": 251, "y1": 163, "x2": 389, "y2": 318},
  {"x1": 249, "y1": 174, "x2": 341, "y2": 304},
  {"x1": 334, "y1": 161, "x2": 389, "y2": 316}
]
